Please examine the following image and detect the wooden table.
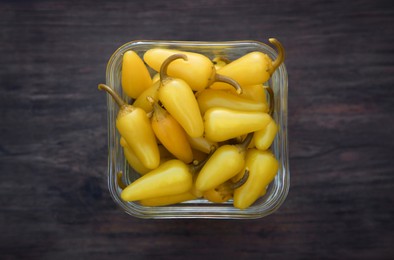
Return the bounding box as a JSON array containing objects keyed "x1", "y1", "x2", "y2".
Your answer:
[{"x1": 1, "y1": 0, "x2": 393, "y2": 259}]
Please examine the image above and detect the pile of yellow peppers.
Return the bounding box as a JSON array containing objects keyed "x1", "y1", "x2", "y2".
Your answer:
[{"x1": 99, "y1": 38, "x2": 285, "y2": 210}]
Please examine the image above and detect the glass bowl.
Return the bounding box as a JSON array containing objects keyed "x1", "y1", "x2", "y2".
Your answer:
[{"x1": 104, "y1": 40, "x2": 289, "y2": 219}]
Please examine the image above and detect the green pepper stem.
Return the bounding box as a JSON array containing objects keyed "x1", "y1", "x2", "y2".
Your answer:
[
  {"x1": 239, "y1": 132, "x2": 254, "y2": 150},
  {"x1": 214, "y1": 73, "x2": 243, "y2": 94},
  {"x1": 231, "y1": 169, "x2": 249, "y2": 189},
  {"x1": 190, "y1": 146, "x2": 216, "y2": 174},
  {"x1": 159, "y1": 53, "x2": 188, "y2": 83},
  {"x1": 268, "y1": 38, "x2": 285, "y2": 74},
  {"x1": 98, "y1": 84, "x2": 125, "y2": 107}
]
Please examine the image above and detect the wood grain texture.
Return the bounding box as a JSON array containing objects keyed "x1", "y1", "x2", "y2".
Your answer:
[{"x1": 1, "y1": 0, "x2": 393, "y2": 259}]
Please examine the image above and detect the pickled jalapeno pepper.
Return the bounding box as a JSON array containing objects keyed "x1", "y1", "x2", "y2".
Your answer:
[
  {"x1": 148, "y1": 96, "x2": 194, "y2": 163},
  {"x1": 144, "y1": 48, "x2": 242, "y2": 93},
  {"x1": 121, "y1": 159, "x2": 193, "y2": 202},
  {"x1": 233, "y1": 149, "x2": 279, "y2": 210},
  {"x1": 196, "y1": 88, "x2": 268, "y2": 115},
  {"x1": 195, "y1": 133, "x2": 253, "y2": 192},
  {"x1": 158, "y1": 54, "x2": 205, "y2": 138},
  {"x1": 204, "y1": 107, "x2": 271, "y2": 142},
  {"x1": 210, "y1": 38, "x2": 285, "y2": 90},
  {"x1": 98, "y1": 84, "x2": 160, "y2": 169},
  {"x1": 122, "y1": 50, "x2": 152, "y2": 98}
]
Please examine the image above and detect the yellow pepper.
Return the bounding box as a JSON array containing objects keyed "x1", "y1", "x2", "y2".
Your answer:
[
  {"x1": 189, "y1": 176, "x2": 203, "y2": 198},
  {"x1": 120, "y1": 137, "x2": 174, "y2": 174},
  {"x1": 195, "y1": 133, "x2": 253, "y2": 192},
  {"x1": 132, "y1": 80, "x2": 160, "y2": 113},
  {"x1": 252, "y1": 115, "x2": 278, "y2": 150},
  {"x1": 204, "y1": 107, "x2": 271, "y2": 142},
  {"x1": 237, "y1": 84, "x2": 267, "y2": 104},
  {"x1": 140, "y1": 192, "x2": 196, "y2": 206},
  {"x1": 210, "y1": 38, "x2": 285, "y2": 90},
  {"x1": 121, "y1": 144, "x2": 212, "y2": 203},
  {"x1": 158, "y1": 54, "x2": 204, "y2": 138},
  {"x1": 148, "y1": 96, "x2": 193, "y2": 163},
  {"x1": 233, "y1": 149, "x2": 279, "y2": 210},
  {"x1": 225, "y1": 84, "x2": 273, "y2": 115},
  {"x1": 196, "y1": 88, "x2": 268, "y2": 115},
  {"x1": 121, "y1": 50, "x2": 152, "y2": 98},
  {"x1": 203, "y1": 170, "x2": 249, "y2": 203},
  {"x1": 121, "y1": 159, "x2": 193, "y2": 202},
  {"x1": 98, "y1": 84, "x2": 160, "y2": 169},
  {"x1": 144, "y1": 48, "x2": 242, "y2": 93},
  {"x1": 120, "y1": 137, "x2": 150, "y2": 175}
]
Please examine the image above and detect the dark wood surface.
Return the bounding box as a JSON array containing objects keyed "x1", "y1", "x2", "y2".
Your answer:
[{"x1": 1, "y1": 0, "x2": 393, "y2": 259}]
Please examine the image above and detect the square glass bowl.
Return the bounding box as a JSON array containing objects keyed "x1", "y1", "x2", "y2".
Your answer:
[{"x1": 104, "y1": 40, "x2": 289, "y2": 219}]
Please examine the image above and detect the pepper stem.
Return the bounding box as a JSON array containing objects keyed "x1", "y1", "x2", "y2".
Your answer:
[
  {"x1": 146, "y1": 95, "x2": 166, "y2": 119},
  {"x1": 159, "y1": 53, "x2": 188, "y2": 83},
  {"x1": 268, "y1": 38, "x2": 285, "y2": 75},
  {"x1": 239, "y1": 132, "x2": 254, "y2": 150},
  {"x1": 98, "y1": 84, "x2": 125, "y2": 107},
  {"x1": 190, "y1": 146, "x2": 216, "y2": 174},
  {"x1": 231, "y1": 169, "x2": 249, "y2": 189},
  {"x1": 214, "y1": 73, "x2": 243, "y2": 94}
]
